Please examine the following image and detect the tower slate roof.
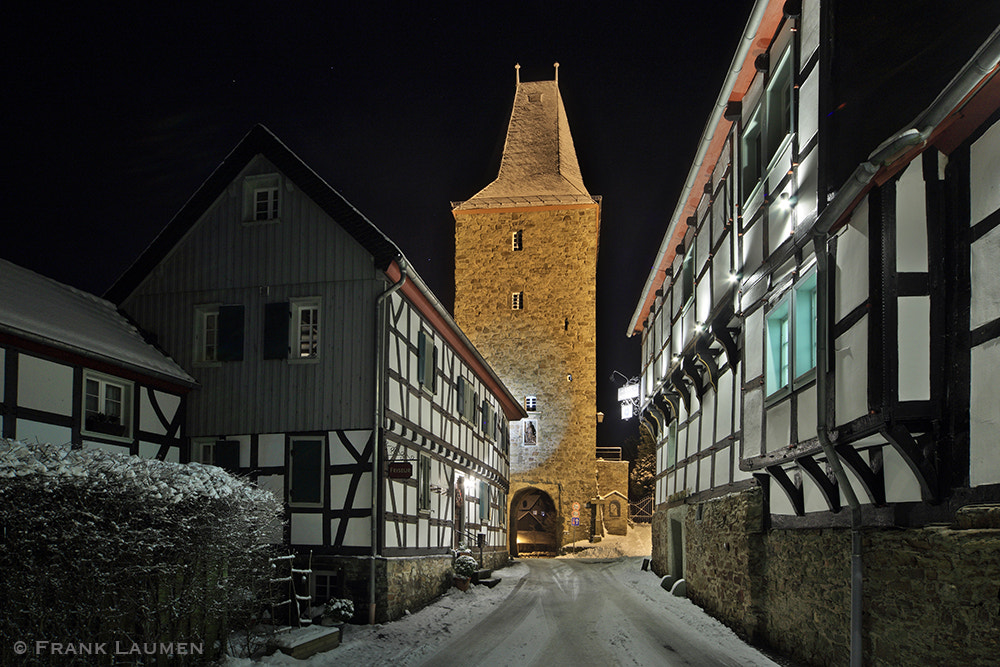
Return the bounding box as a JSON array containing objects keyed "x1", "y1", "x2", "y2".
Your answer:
[{"x1": 454, "y1": 66, "x2": 596, "y2": 209}]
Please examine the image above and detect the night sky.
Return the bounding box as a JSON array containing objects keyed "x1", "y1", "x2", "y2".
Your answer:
[{"x1": 5, "y1": 1, "x2": 755, "y2": 456}]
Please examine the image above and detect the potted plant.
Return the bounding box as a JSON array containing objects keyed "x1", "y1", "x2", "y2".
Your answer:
[
  {"x1": 453, "y1": 554, "x2": 478, "y2": 591},
  {"x1": 321, "y1": 598, "x2": 354, "y2": 630}
]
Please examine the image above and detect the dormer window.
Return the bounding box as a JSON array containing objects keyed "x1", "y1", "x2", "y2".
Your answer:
[
  {"x1": 512, "y1": 292, "x2": 524, "y2": 310},
  {"x1": 254, "y1": 187, "x2": 279, "y2": 221}
]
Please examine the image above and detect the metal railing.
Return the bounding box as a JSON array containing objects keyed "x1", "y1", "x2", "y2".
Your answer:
[{"x1": 596, "y1": 447, "x2": 622, "y2": 460}]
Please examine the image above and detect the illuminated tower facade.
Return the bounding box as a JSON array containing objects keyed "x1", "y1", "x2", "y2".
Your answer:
[{"x1": 452, "y1": 64, "x2": 601, "y2": 554}]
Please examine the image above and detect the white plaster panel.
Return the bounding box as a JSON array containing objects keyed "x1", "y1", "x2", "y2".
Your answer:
[
  {"x1": 716, "y1": 369, "x2": 734, "y2": 439},
  {"x1": 769, "y1": 195, "x2": 794, "y2": 253},
  {"x1": 970, "y1": 338, "x2": 1000, "y2": 487},
  {"x1": 715, "y1": 446, "x2": 732, "y2": 487},
  {"x1": 697, "y1": 227, "x2": 711, "y2": 279},
  {"x1": 883, "y1": 445, "x2": 922, "y2": 504},
  {"x1": 744, "y1": 308, "x2": 764, "y2": 380},
  {"x1": 742, "y1": 217, "x2": 764, "y2": 274},
  {"x1": 732, "y1": 362, "x2": 741, "y2": 433},
  {"x1": 836, "y1": 316, "x2": 869, "y2": 424},
  {"x1": 895, "y1": 161, "x2": 928, "y2": 273},
  {"x1": 697, "y1": 272, "x2": 712, "y2": 325},
  {"x1": 898, "y1": 297, "x2": 931, "y2": 401},
  {"x1": 388, "y1": 378, "x2": 403, "y2": 417},
  {"x1": 139, "y1": 442, "x2": 160, "y2": 459},
  {"x1": 713, "y1": 235, "x2": 732, "y2": 300},
  {"x1": 290, "y1": 513, "x2": 323, "y2": 545},
  {"x1": 17, "y1": 355, "x2": 73, "y2": 415},
  {"x1": 330, "y1": 430, "x2": 370, "y2": 466},
  {"x1": 17, "y1": 419, "x2": 72, "y2": 447},
  {"x1": 384, "y1": 521, "x2": 399, "y2": 548},
  {"x1": 839, "y1": 451, "x2": 874, "y2": 507},
  {"x1": 769, "y1": 473, "x2": 797, "y2": 516},
  {"x1": 163, "y1": 446, "x2": 179, "y2": 463},
  {"x1": 699, "y1": 454, "x2": 712, "y2": 492},
  {"x1": 258, "y1": 433, "x2": 285, "y2": 467},
  {"x1": 732, "y1": 443, "x2": 752, "y2": 482},
  {"x1": 766, "y1": 399, "x2": 792, "y2": 453},
  {"x1": 406, "y1": 521, "x2": 417, "y2": 547},
  {"x1": 802, "y1": 464, "x2": 830, "y2": 513},
  {"x1": 801, "y1": 0, "x2": 820, "y2": 66},
  {"x1": 796, "y1": 385, "x2": 818, "y2": 444},
  {"x1": 970, "y1": 225, "x2": 1000, "y2": 329},
  {"x1": 678, "y1": 424, "x2": 690, "y2": 462},
  {"x1": 835, "y1": 200, "x2": 870, "y2": 321},
  {"x1": 797, "y1": 151, "x2": 819, "y2": 227},
  {"x1": 700, "y1": 389, "x2": 715, "y2": 451},
  {"x1": 139, "y1": 390, "x2": 181, "y2": 435},
  {"x1": 406, "y1": 483, "x2": 417, "y2": 512},
  {"x1": 743, "y1": 387, "x2": 763, "y2": 457},
  {"x1": 970, "y1": 119, "x2": 1000, "y2": 225},
  {"x1": 798, "y1": 68, "x2": 819, "y2": 147},
  {"x1": 256, "y1": 474, "x2": 285, "y2": 500}
]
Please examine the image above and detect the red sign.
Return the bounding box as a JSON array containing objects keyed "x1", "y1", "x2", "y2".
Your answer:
[{"x1": 387, "y1": 461, "x2": 412, "y2": 479}]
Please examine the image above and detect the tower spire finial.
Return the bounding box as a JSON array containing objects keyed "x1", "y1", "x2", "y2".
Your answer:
[
  {"x1": 554, "y1": 62, "x2": 559, "y2": 83},
  {"x1": 515, "y1": 63, "x2": 520, "y2": 85}
]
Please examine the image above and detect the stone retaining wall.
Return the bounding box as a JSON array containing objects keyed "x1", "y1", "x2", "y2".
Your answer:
[{"x1": 655, "y1": 489, "x2": 1000, "y2": 665}]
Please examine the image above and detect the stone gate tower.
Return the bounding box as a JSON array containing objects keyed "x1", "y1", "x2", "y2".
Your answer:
[{"x1": 452, "y1": 64, "x2": 600, "y2": 555}]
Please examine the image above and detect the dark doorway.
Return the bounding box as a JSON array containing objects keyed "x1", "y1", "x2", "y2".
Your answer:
[{"x1": 510, "y1": 488, "x2": 558, "y2": 557}]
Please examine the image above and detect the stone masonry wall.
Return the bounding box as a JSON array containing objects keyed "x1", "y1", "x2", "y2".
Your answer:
[
  {"x1": 455, "y1": 205, "x2": 600, "y2": 548},
  {"x1": 683, "y1": 489, "x2": 766, "y2": 640},
  {"x1": 596, "y1": 459, "x2": 629, "y2": 499},
  {"x1": 662, "y1": 489, "x2": 1000, "y2": 666},
  {"x1": 384, "y1": 555, "x2": 453, "y2": 622}
]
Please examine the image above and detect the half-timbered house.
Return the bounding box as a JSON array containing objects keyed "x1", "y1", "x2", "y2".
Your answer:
[
  {"x1": 1, "y1": 259, "x2": 194, "y2": 458},
  {"x1": 106, "y1": 125, "x2": 526, "y2": 623},
  {"x1": 628, "y1": 1, "x2": 999, "y2": 664}
]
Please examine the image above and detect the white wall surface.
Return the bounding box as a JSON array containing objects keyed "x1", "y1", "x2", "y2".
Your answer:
[
  {"x1": 17, "y1": 355, "x2": 73, "y2": 415},
  {"x1": 970, "y1": 119, "x2": 999, "y2": 226},
  {"x1": 970, "y1": 338, "x2": 1000, "y2": 487}
]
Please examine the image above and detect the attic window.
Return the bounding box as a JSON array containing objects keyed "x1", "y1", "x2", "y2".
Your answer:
[
  {"x1": 528, "y1": 93, "x2": 542, "y2": 103},
  {"x1": 512, "y1": 230, "x2": 523, "y2": 251},
  {"x1": 512, "y1": 291, "x2": 524, "y2": 310},
  {"x1": 243, "y1": 174, "x2": 281, "y2": 223}
]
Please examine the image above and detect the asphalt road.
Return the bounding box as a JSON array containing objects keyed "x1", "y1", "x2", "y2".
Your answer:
[{"x1": 417, "y1": 558, "x2": 779, "y2": 667}]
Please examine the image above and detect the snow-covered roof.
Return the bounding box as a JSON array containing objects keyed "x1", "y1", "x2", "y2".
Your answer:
[
  {"x1": 454, "y1": 72, "x2": 597, "y2": 210},
  {"x1": 0, "y1": 258, "x2": 196, "y2": 387}
]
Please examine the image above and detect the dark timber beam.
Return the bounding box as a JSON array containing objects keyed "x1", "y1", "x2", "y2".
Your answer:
[
  {"x1": 767, "y1": 464, "x2": 805, "y2": 516},
  {"x1": 835, "y1": 444, "x2": 887, "y2": 506},
  {"x1": 881, "y1": 424, "x2": 940, "y2": 503},
  {"x1": 798, "y1": 455, "x2": 841, "y2": 513}
]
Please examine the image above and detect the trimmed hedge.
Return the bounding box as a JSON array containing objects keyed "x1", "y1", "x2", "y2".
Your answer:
[{"x1": 0, "y1": 440, "x2": 284, "y2": 665}]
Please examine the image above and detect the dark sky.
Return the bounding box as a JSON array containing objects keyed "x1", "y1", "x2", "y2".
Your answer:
[{"x1": 5, "y1": 1, "x2": 755, "y2": 456}]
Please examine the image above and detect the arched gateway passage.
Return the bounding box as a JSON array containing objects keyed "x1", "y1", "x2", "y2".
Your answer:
[{"x1": 510, "y1": 488, "x2": 558, "y2": 557}]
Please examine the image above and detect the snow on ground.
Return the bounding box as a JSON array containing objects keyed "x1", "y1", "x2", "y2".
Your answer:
[{"x1": 227, "y1": 523, "x2": 782, "y2": 666}]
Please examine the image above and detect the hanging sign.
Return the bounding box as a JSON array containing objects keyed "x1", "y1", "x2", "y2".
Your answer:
[{"x1": 387, "y1": 461, "x2": 412, "y2": 479}]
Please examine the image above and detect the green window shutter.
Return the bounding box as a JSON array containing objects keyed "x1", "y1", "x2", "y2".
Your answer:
[
  {"x1": 214, "y1": 439, "x2": 240, "y2": 472},
  {"x1": 263, "y1": 302, "x2": 290, "y2": 359},
  {"x1": 432, "y1": 346, "x2": 438, "y2": 393},
  {"x1": 217, "y1": 305, "x2": 245, "y2": 361},
  {"x1": 480, "y1": 481, "x2": 489, "y2": 521},
  {"x1": 457, "y1": 377, "x2": 465, "y2": 416}
]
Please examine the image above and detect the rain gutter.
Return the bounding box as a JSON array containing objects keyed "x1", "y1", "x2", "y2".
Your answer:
[
  {"x1": 811, "y1": 25, "x2": 1000, "y2": 667},
  {"x1": 371, "y1": 257, "x2": 408, "y2": 625},
  {"x1": 627, "y1": 0, "x2": 770, "y2": 336}
]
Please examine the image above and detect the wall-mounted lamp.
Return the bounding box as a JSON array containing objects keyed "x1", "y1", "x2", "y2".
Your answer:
[
  {"x1": 779, "y1": 192, "x2": 798, "y2": 211},
  {"x1": 728, "y1": 272, "x2": 741, "y2": 284}
]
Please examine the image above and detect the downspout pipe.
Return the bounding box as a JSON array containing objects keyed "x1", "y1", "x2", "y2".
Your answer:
[{"x1": 370, "y1": 257, "x2": 407, "y2": 625}]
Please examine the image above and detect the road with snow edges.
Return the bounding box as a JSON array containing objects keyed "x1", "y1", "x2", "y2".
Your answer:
[{"x1": 416, "y1": 558, "x2": 778, "y2": 667}]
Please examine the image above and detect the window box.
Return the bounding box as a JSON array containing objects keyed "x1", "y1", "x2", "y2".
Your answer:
[{"x1": 84, "y1": 414, "x2": 127, "y2": 438}]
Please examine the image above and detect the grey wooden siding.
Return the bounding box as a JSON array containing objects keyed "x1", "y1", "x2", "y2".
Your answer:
[{"x1": 121, "y1": 156, "x2": 383, "y2": 435}]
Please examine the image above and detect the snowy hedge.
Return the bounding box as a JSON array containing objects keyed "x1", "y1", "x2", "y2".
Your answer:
[{"x1": 0, "y1": 440, "x2": 284, "y2": 665}]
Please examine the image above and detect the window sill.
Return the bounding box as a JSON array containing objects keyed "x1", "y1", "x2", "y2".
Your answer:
[
  {"x1": 193, "y1": 360, "x2": 222, "y2": 368},
  {"x1": 289, "y1": 357, "x2": 320, "y2": 365},
  {"x1": 764, "y1": 385, "x2": 791, "y2": 407},
  {"x1": 81, "y1": 428, "x2": 133, "y2": 444}
]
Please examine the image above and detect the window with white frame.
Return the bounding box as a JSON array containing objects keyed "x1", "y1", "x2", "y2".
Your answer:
[
  {"x1": 765, "y1": 270, "x2": 817, "y2": 397},
  {"x1": 512, "y1": 291, "x2": 524, "y2": 310},
  {"x1": 291, "y1": 298, "x2": 321, "y2": 360},
  {"x1": 243, "y1": 174, "x2": 281, "y2": 223},
  {"x1": 741, "y1": 46, "x2": 793, "y2": 203},
  {"x1": 512, "y1": 230, "x2": 523, "y2": 251},
  {"x1": 194, "y1": 305, "x2": 219, "y2": 363},
  {"x1": 82, "y1": 371, "x2": 132, "y2": 438},
  {"x1": 525, "y1": 395, "x2": 537, "y2": 412},
  {"x1": 765, "y1": 299, "x2": 791, "y2": 396}
]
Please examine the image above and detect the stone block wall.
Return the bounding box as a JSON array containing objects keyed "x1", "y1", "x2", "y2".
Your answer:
[
  {"x1": 597, "y1": 459, "x2": 629, "y2": 498},
  {"x1": 383, "y1": 555, "x2": 453, "y2": 621},
  {"x1": 657, "y1": 490, "x2": 1000, "y2": 666},
  {"x1": 682, "y1": 489, "x2": 766, "y2": 641},
  {"x1": 455, "y1": 205, "x2": 600, "y2": 550}
]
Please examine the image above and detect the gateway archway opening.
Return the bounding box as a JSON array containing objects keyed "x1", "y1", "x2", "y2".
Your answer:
[{"x1": 510, "y1": 488, "x2": 558, "y2": 557}]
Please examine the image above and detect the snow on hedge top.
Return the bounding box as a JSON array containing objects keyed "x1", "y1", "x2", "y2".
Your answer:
[
  {"x1": 0, "y1": 258, "x2": 195, "y2": 385},
  {"x1": 0, "y1": 439, "x2": 270, "y2": 504}
]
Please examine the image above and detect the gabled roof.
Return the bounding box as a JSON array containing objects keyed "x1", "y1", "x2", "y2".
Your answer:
[
  {"x1": 0, "y1": 258, "x2": 196, "y2": 388},
  {"x1": 106, "y1": 124, "x2": 403, "y2": 304},
  {"x1": 453, "y1": 68, "x2": 596, "y2": 210}
]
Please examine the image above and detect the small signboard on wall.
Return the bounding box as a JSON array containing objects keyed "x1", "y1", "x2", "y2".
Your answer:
[{"x1": 387, "y1": 461, "x2": 412, "y2": 479}]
